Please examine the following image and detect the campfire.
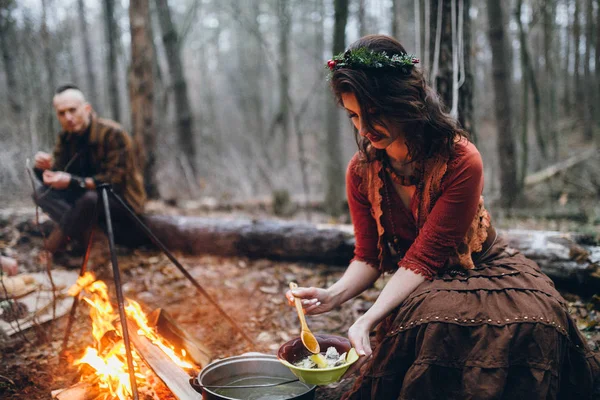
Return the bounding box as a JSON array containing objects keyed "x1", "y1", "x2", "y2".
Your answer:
[{"x1": 56, "y1": 272, "x2": 199, "y2": 400}]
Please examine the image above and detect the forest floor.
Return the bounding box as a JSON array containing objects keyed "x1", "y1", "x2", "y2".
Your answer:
[{"x1": 0, "y1": 202, "x2": 599, "y2": 400}]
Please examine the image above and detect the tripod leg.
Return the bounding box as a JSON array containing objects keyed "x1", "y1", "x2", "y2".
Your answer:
[
  {"x1": 108, "y1": 188, "x2": 255, "y2": 348},
  {"x1": 100, "y1": 186, "x2": 139, "y2": 400},
  {"x1": 60, "y1": 194, "x2": 99, "y2": 359}
]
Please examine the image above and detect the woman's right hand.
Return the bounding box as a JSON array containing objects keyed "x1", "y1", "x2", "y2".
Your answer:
[{"x1": 285, "y1": 286, "x2": 336, "y2": 315}]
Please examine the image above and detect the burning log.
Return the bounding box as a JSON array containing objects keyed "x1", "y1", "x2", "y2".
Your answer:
[
  {"x1": 147, "y1": 308, "x2": 212, "y2": 368},
  {"x1": 125, "y1": 319, "x2": 201, "y2": 400},
  {"x1": 144, "y1": 216, "x2": 600, "y2": 292}
]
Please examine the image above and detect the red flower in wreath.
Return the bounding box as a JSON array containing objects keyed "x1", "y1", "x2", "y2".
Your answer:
[{"x1": 327, "y1": 59, "x2": 337, "y2": 70}]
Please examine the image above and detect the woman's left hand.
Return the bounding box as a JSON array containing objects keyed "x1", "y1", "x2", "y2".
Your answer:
[
  {"x1": 345, "y1": 316, "x2": 374, "y2": 375},
  {"x1": 348, "y1": 317, "x2": 373, "y2": 356}
]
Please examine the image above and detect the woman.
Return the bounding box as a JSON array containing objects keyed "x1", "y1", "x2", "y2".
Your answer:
[{"x1": 287, "y1": 35, "x2": 599, "y2": 399}]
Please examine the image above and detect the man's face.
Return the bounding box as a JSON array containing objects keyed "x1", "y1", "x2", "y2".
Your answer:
[{"x1": 53, "y1": 90, "x2": 91, "y2": 133}]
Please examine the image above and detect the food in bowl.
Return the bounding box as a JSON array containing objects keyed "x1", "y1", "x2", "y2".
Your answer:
[
  {"x1": 278, "y1": 334, "x2": 360, "y2": 386},
  {"x1": 294, "y1": 346, "x2": 349, "y2": 369}
]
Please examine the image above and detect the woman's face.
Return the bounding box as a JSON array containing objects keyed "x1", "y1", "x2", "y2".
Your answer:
[{"x1": 341, "y1": 92, "x2": 396, "y2": 150}]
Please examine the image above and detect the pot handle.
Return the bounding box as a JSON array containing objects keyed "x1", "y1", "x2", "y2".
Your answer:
[{"x1": 189, "y1": 377, "x2": 203, "y2": 394}]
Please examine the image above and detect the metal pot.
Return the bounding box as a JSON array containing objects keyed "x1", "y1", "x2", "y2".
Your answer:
[{"x1": 191, "y1": 353, "x2": 316, "y2": 400}]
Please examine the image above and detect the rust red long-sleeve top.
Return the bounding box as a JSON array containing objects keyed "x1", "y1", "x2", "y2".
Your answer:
[{"x1": 346, "y1": 140, "x2": 485, "y2": 279}]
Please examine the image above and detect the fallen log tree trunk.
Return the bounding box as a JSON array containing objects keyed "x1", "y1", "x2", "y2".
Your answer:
[
  {"x1": 143, "y1": 216, "x2": 600, "y2": 292},
  {"x1": 523, "y1": 147, "x2": 598, "y2": 187},
  {"x1": 501, "y1": 229, "x2": 600, "y2": 293},
  {"x1": 144, "y1": 216, "x2": 356, "y2": 265}
]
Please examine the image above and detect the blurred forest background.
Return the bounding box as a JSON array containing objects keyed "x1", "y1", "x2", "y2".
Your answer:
[{"x1": 0, "y1": 0, "x2": 599, "y2": 230}]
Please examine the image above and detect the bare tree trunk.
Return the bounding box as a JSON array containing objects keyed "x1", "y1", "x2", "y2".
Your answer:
[
  {"x1": 0, "y1": 2, "x2": 22, "y2": 118},
  {"x1": 276, "y1": 0, "x2": 291, "y2": 159},
  {"x1": 103, "y1": 0, "x2": 121, "y2": 121},
  {"x1": 41, "y1": 0, "x2": 57, "y2": 147},
  {"x1": 358, "y1": 0, "x2": 367, "y2": 36},
  {"x1": 247, "y1": 0, "x2": 265, "y2": 142},
  {"x1": 129, "y1": 0, "x2": 158, "y2": 198},
  {"x1": 155, "y1": 0, "x2": 197, "y2": 175},
  {"x1": 429, "y1": 0, "x2": 452, "y2": 112},
  {"x1": 77, "y1": 0, "x2": 100, "y2": 113},
  {"x1": 66, "y1": 36, "x2": 79, "y2": 86},
  {"x1": 543, "y1": 0, "x2": 559, "y2": 159},
  {"x1": 515, "y1": 2, "x2": 546, "y2": 162},
  {"x1": 19, "y1": 15, "x2": 43, "y2": 150},
  {"x1": 415, "y1": 0, "x2": 422, "y2": 65},
  {"x1": 596, "y1": 0, "x2": 600, "y2": 130},
  {"x1": 487, "y1": 0, "x2": 518, "y2": 208},
  {"x1": 40, "y1": 0, "x2": 56, "y2": 94},
  {"x1": 148, "y1": 3, "x2": 169, "y2": 194},
  {"x1": 573, "y1": 0, "x2": 582, "y2": 123},
  {"x1": 562, "y1": 0, "x2": 573, "y2": 117},
  {"x1": 528, "y1": 60, "x2": 546, "y2": 162},
  {"x1": 428, "y1": 0, "x2": 474, "y2": 139},
  {"x1": 198, "y1": 19, "x2": 220, "y2": 149},
  {"x1": 582, "y1": 0, "x2": 594, "y2": 140},
  {"x1": 515, "y1": 0, "x2": 529, "y2": 188},
  {"x1": 520, "y1": 64, "x2": 529, "y2": 188},
  {"x1": 325, "y1": 0, "x2": 349, "y2": 217},
  {"x1": 458, "y1": 0, "x2": 474, "y2": 141},
  {"x1": 391, "y1": 0, "x2": 399, "y2": 38},
  {"x1": 315, "y1": 0, "x2": 325, "y2": 123}
]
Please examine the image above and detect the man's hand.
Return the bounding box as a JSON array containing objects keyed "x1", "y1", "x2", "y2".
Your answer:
[
  {"x1": 34, "y1": 152, "x2": 53, "y2": 170},
  {"x1": 43, "y1": 170, "x2": 71, "y2": 190}
]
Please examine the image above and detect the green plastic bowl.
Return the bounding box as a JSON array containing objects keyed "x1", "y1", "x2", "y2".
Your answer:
[{"x1": 277, "y1": 334, "x2": 359, "y2": 386}]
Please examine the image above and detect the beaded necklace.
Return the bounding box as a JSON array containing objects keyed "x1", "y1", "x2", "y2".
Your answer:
[
  {"x1": 381, "y1": 156, "x2": 419, "y2": 186},
  {"x1": 382, "y1": 160, "x2": 425, "y2": 254}
]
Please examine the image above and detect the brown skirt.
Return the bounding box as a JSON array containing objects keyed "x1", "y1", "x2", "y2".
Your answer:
[{"x1": 342, "y1": 237, "x2": 600, "y2": 400}]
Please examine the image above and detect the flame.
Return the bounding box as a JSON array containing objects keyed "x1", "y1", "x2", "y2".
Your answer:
[
  {"x1": 68, "y1": 271, "x2": 96, "y2": 297},
  {"x1": 70, "y1": 272, "x2": 194, "y2": 399},
  {"x1": 74, "y1": 346, "x2": 142, "y2": 400}
]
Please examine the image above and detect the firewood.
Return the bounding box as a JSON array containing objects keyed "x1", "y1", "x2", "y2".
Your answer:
[
  {"x1": 125, "y1": 319, "x2": 201, "y2": 400},
  {"x1": 51, "y1": 382, "x2": 97, "y2": 400},
  {"x1": 147, "y1": 308, "x2": 212, "y2": 368}
]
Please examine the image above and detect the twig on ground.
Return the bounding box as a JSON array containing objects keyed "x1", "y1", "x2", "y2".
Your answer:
[{"x1": 0, "y1": 374, "x2": 15, "y2": 386}]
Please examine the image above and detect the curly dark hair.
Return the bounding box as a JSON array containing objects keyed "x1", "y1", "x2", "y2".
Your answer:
[{"x1": 330, "y1": 34, "x2": 468, "y2": 163}]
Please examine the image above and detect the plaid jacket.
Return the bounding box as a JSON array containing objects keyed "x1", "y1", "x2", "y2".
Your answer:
[{"x1": 52, "y1": 115, "x2": 146, "y2": 214}]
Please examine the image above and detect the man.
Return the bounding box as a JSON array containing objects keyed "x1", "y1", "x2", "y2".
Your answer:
[{"x1": 33, "y1": 85, "x2": 147, "y2": 259}]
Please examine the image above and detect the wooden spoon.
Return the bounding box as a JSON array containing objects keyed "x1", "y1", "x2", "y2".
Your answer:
[{"x1": 289, "y1": 282, "x2": 320, "y2": 354}]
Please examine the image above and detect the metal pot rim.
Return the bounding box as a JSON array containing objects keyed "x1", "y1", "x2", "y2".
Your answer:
[{"x1": 197, "y1": 353, "x2": 316, "y2": 399}]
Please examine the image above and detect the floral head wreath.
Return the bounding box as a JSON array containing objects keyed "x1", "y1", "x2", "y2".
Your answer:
[{"x1": 326, "y1": 47, "x2": 419, "y2": 77}]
